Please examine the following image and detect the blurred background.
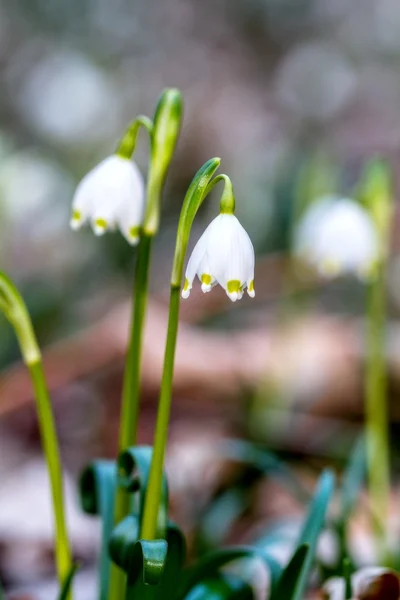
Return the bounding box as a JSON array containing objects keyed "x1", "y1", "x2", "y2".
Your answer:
[{"x1": 2, "y1": 0, "x2": 400, "y2": 597}]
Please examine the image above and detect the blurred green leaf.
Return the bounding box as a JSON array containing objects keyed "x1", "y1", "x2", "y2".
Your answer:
[
  {"x1": 178, "y1": 546, "x2": 281, "y2": 600},
  {"x1": 79, "y1": 460, "x2": 116, "y2": 600},
  {"x1": 343, "y1": 558, "x2": 353, "y2": 600},
  {"x1": 220, "y1": 440, "x2": 310, "y2": 504},
  {"x1": 184, "y1": 574, "x2": 254, "y2": 600},
  {"x1": 339, "y1": 434, "x2": 365, "y2": 525},
  {"x1": 117, "y1": 446, "x2": 169, "y2": 538},
  {"x1": 292, "y1": 470, "x2": 335, "y2": 600},
  {"x1": 270, "y1": 544, "x2": 309, "y2": 600},
  {"x1": 57, "y1": 563, "x2": 79, "y2": 600}
]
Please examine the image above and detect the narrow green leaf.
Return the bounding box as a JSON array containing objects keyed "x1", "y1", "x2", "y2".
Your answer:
[
  {"x1": 339, "y1": 435, "x2": 366, "y2": 524},
  {"x1": 178, "y1": 546, "x2": 281, "y2": 600},
  {"x1": 57, "y1": 563, "x2": 79, "y2": 600},
  {"x1": 184, "y1": 574, "x2": 254, "y2": 600},
  {"x1": 79, "y1": 460, "x2": 116, "y2": 600},
  {"x1": 270, "y1": 544, "x2": 309, "y2": 600},
  {"x1": 220, "y1": 440, "x2": 310, "y2": 504},
  {"x1": 292, "y1": 470, "x2": 335, "y2": 600},
  {"x1": 121, "y1": 522, "x2": 186, "y2": 600},
  {"x1": 343, "y1": 558, "x2": 353, "y2": 600},
  {"x1": 117, "y1": 446, "x2": 169, "y2": 538}
]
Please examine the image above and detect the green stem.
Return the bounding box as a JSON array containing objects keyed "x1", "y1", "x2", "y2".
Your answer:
[
  {"x1": 119, "y1": 234, "x2": 153, "y2": 452},
  {"x1": 140, "y1": 158, "x2": 221, "y2": 540},
  {"x1": 140, "y1": 286, "x2": 180, "y2": 539},
  {"x1": 28, "y1": 360, "x2": 73, "y2": 588},
  {"x1": 108, "y1": 234, "x2": 153, "y2": 600},
  {"x1": 365, "y1": 261, "x2": 390, "y2": 562}
]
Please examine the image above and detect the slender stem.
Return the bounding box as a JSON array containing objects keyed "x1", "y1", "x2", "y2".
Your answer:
[
  {"x1": 28, "y1": 360, "x2": 73, "y2": 588},
  {"x1": 140, "y1": 158, "x2": 221, "y2": 540},
  {"x1": 365, "y1": 261, "x2": 390, "y2": 561},
  {"x1": 108, "y1": 236, "x2": 153, "y2": 600},
  {"x1": 140, "y1": 286, "x2": 180, "y2": 539},
  {"x1": 118, "y1": 234, "x2": 153, "y2": 452}
]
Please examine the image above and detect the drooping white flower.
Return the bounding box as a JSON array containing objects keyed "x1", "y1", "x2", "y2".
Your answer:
[
  {"x1": 293, "y1": 196, "x2": 378, "y2": 279},
  {"x1": 70, "y1": 155, "x2": 145, "y2": 245},
  {"x1": 182, "y1": 213, "x2": 255, "y2": 302}
]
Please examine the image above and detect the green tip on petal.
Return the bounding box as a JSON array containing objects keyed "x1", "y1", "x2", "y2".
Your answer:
[
  {"x1": 226, "y1": 279, "x2": 241, "y2": 302},
  {"x1": 182, "y1": 277, "x2": 191, "y2": 299},
  {"x1": 128, "y1": 225, "x2": 141, "y2": 245},
  {"x1": 201, "y1": 273, "x2": 213, "y2": 293},
  {"x1": 70, "y1": 209, "x2": 83, "y2": 230},
  {"x1": 93, "y1": 218, "x2": 108, "y2": 236},
  {"x1": 247, "y1": 279, "x2": 255, "y2": 298}
]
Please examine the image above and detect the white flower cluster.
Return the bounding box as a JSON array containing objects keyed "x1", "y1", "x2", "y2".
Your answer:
[
  {"x1": 182, "y1": 213, "x2": 255, "y2": 302},
  {"x1": 70, "y1": 155, "x2": 145, "y2": 245},
  {"x1": 294, "y1": 196, "x2": 378, "y2": 279}
]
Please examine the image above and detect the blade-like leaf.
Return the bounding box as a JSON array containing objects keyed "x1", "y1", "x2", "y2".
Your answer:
[
  {"x1": 339, "y1": 435, "x2": 365, "y2": 524},
  {"x1": 184, "y1": 574, "x2": 254, "y2": 600},
  {"x1": 79, "y1": 460, "x2": 116, "y2": 600},
  {"x1": 178, "y1": 546, "x2": 281, "y2": 600},
  {"x1": 270, "y1": 544, "x2": 309, "y2": 600},
  {"x1": 220, "y1": 440, "x2": 310, "y2": 504},
  {"x1": 292, "y1": 470, "x2": 335, "y2": 600},
  {"x1": 57, "y1": 563, "x2": 79, "y2": 600},
  {"x1": 117, "y1": 446, "x2": 169, "y2": 538}
]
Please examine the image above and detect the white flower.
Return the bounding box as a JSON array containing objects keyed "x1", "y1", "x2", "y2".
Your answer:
[
  {"x1": 182, "y1": 213, "x2": 255, "y2": 302},
  {"x1": 324, "y1": 567, "x2": 397, "y2": 600},
  {"x1": 294, "y1": 196, "x2": 378, "y2": 279},
  {"x1": 70, "y1": 155, "x2": 145, "y2": 245}
]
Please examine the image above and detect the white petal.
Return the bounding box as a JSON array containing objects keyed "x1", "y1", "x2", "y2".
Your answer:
[
  {"x1": 182, "y1": 224, "x2": 213, "y2": 298},
  {"x1": 116, "y1": 160, "x2": 145, "y2": 245},
  {"x1": 207, "y1": 214, "x2": 255, "y2": 293},
  {"x1": 71, "y1": 155, "x2": 145, "y2": 241},
  {"x1": 294, "y1": 197, "x2": 378, "y2": 277}
]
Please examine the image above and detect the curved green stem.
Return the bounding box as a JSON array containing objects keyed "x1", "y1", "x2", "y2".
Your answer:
[
  {"x1": 360, "y1": 159, "x2": 392, "y2": 563},
  {"x1": 365, "y1": 261, "x2": 390, "y2": 561},
  {"x1": 0, "y1": 273, "x2": 72, "y2": 592},
  {"x1": 109, "y1": 88, "x2": 183, "y2": 600},
  {"x1": 116, "y1": 116, "x2": 154, "y2": 160},
  {"x1": 29, "y1": 361, "x2": 73, "y2": 586},
  {"x1": 141, "y1": 157, "x2": 221, "y2": 540}
]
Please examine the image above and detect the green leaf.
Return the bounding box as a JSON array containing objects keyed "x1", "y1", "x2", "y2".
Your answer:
[
  {"x1": 292, "y1": 470, "x2": 335, "y2": 600},
  {"x1": 184, "y1": 574, "x2": 254, "y2": 600},
  {"x1": 57, "y1": 563, "x2": 79, "y2": 600},
  {"x1": 118, "y1": 522, "x2": 186, "y2": 600},
  {"x1": 343, "y1": 558, "x2": 353, "y2": 600},
  {"x1": 339, "y1": 435, "x2": 366, "y2": 525},
  {"x1": 79, "y1": 460, "x2": 117, "y2": 600},
  {"x1": 117, "y1": 446, "x2": 169, "y2": 538},
  {"x1": 220, "y1": 440, "x2": 310, "y2": 504},
  {"x1": 178, "y1": 546, "x2": 281, "y2": 600},
  {"x1": 270, "y1": 544, "x2": 309, "y2": 600}
]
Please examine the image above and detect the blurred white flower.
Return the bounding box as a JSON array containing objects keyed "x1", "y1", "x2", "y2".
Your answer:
[
  {"x1": 182, "y1": 213, "x2": 255, "y2": 302},
  {"x1": 70, "y1": 155, "x2": 145, "y2": 245},
  {"x1": 16, "y1": 49, "x2": 118, "y2": 146},
  {"x1": 324, "y1": 566, "x2": 399, "y2": 600},
  {"x1": 294, "y1": 196, "x2": 378, "y2": 279}
]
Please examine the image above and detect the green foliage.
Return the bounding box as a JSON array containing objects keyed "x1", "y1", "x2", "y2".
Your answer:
[
  {"x1": 78, "y1": 447, "x2": 339, "y2": 600},
  {"x1": 57, "y1": 564, "x2": 79, "y2": 600}
]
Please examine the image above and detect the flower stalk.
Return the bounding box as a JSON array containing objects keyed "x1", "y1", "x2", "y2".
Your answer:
[
  {"x1": 109, "y1": 89, "x2": 182, "y2": 600},
  {"x1": 361, "y1": 160, "x2": 392, "y2": 561},
  {"x1": 140, "y1": 157, "x2": 222, "y2": 540},
  {"x1": 0, "y1": 273, "x2": 72, "y2": 592}
]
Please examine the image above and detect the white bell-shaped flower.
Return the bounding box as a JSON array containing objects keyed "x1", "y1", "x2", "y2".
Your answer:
[
  {"x1": 70, "y1": 155, "x2": 145, "y2": 245},
  {"x1": 294, "y1": 196, "x2": 378, "y2": 279},
  {"x1": 182, "y1": 213, "x2": 255, "y2": 302}
]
